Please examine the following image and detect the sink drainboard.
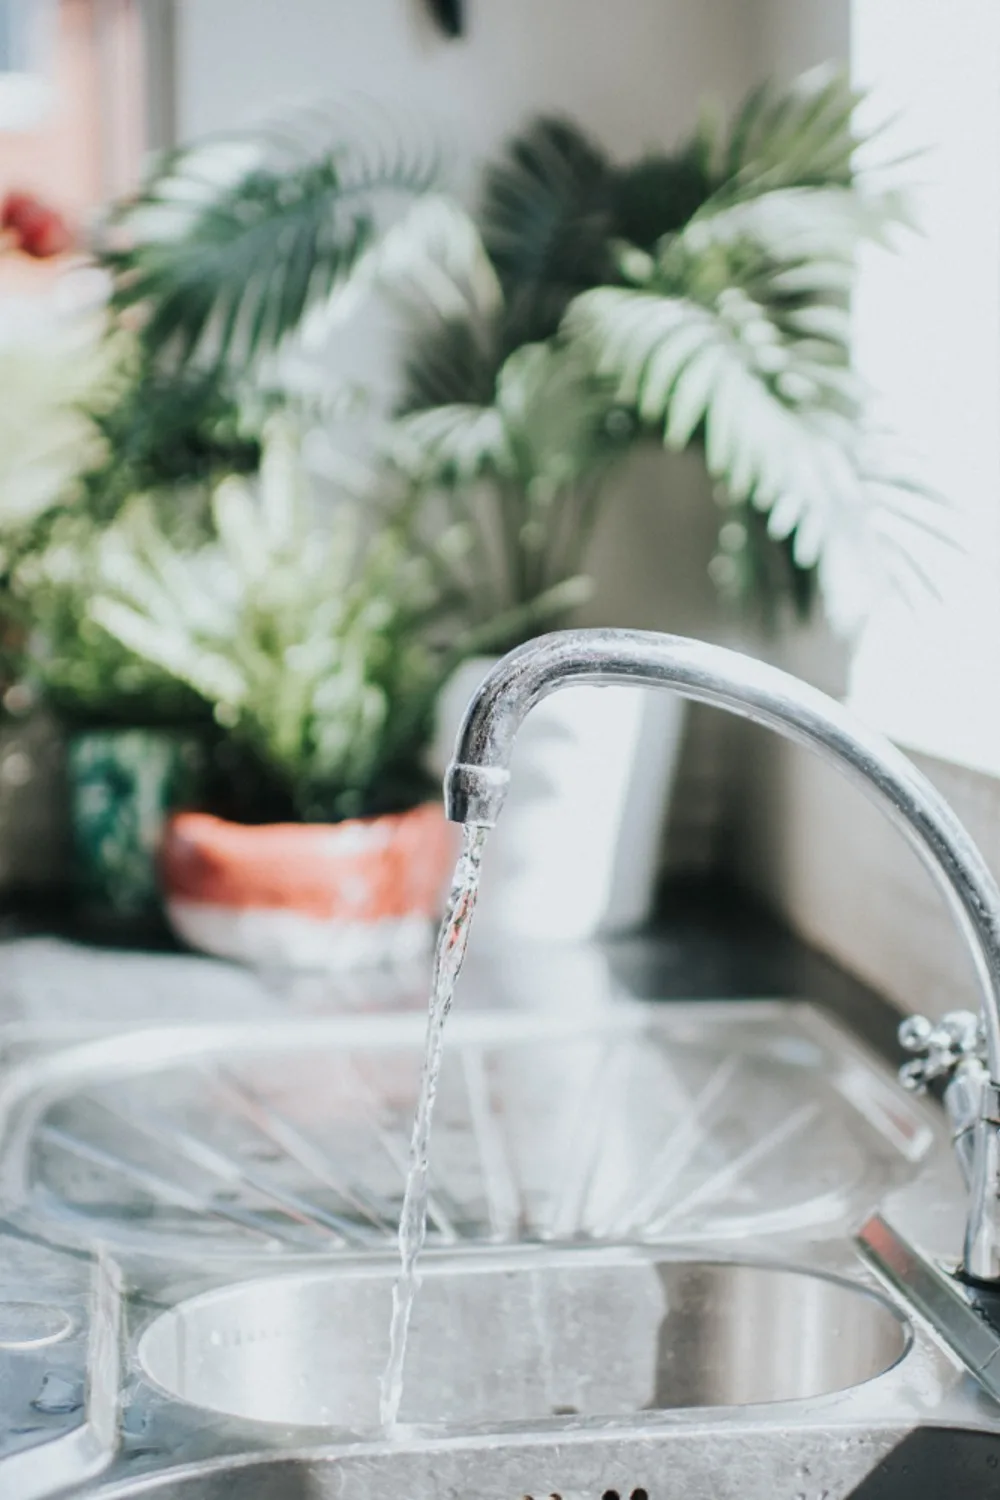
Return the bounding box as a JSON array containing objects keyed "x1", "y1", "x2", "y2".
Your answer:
[{"x1": 0, "y1": 1003, "x2": 932, "y2": 1264}]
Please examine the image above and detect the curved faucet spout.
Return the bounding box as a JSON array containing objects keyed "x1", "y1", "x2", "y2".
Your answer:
[{"x1": 444, "y1": 628, "x2": 1000, "y2": 1281}]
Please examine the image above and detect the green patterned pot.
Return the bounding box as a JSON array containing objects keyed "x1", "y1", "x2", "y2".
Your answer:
[{"x1": 67, "y1": 729, "x2": 205, "y2": 921}]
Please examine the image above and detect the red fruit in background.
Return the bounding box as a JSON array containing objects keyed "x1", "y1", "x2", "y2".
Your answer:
[{"x1": 1, "y1": 190, "x2": 73, "y2": 259}]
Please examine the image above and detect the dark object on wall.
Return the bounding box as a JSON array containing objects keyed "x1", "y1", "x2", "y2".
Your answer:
[{"x1": 425, "y1": 0, "x2": 463, "y2": 37}]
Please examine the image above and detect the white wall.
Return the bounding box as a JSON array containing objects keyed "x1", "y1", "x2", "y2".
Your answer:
[
  {"x1": 178, "y1": 0, "x2": 756, "y2": 166},
  {"x1": 729, "y1": 1, "x2": 1000, "y2": 1022},
  {"x1": 753, "y1": 0, "x2": 848, "y2": 81},
  {"x1": 848, "y1": 1, "x2": 1000, "y2": 778}
]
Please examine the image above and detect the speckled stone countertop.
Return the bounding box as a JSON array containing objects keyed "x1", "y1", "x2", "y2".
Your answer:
[{"x1": 0, "y1": 878, "x2": 904, "y2": 1063}]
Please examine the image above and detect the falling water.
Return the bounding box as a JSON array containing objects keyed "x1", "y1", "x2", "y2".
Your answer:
[{"x1": 379, "y1": 823, "x2": 489, "y2": 1430}]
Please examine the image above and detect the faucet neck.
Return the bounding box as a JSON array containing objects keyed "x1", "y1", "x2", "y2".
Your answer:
[{"x1": 445, "y1": 628, "x2": 1000, "y2": 1279}]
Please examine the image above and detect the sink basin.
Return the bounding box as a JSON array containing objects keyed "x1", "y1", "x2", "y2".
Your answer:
[{"x1": 138, "y1": 1250, "x2": 909, "y2": 1429}]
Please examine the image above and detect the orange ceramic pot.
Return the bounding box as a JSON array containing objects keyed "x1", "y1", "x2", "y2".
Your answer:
[{"x1": 161, "y1": 803, "x2": 455, "y2": 970}]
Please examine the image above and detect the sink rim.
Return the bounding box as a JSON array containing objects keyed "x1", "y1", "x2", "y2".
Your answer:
[{"x1": 133, "y1": 1234, "x2": 919, "y2": 1290}]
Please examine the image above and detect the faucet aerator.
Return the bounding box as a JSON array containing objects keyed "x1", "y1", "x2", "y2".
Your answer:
[{"x1": 444, "y1": 762, "x2": 510, "y2": 828}]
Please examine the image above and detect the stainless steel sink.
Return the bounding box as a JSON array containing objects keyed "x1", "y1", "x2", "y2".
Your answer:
[
  {"x1": 137, "y1": 1250, "x2": 910, "y2": 1429},
  {"x1": 0, "y1": 997, "x2": 992, "y2": 1500}
]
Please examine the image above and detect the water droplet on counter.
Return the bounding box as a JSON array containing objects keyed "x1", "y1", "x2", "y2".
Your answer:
[
  {"x1": 31, "y1": 1373, "x2": 83, "y2": 1415},
  {"x1": 121, "y1": 1404, "x2": 149, "y2": 1436}
]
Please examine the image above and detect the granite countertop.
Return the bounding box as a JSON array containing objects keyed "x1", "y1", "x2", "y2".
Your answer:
[{"x1": 0, "y1": 878, "x2": 905, "y2": 1066}]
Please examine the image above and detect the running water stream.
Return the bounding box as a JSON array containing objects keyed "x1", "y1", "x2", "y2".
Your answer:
[{"x1": 379, "y1": 824, "x2": 489, "y2": 1430}]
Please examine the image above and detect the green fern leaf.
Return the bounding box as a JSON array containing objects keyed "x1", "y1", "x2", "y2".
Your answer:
[
  {"x1": 634, "y1": 311, "x2": 709, "y2": 418},
  {"x1": 91, "y1": 596, "x2": 247, "y2": 704},
  {"x1": 478, "y1": 115, "x2": 615, "y2": 335},
  {"x1": 716, "y1": 67, "x2": 864, "y2": 198},
  {"x1": 103, "y1": 113, "x2": 437, "y2": 373},
  {"x1": 391, "y1": 403, "x2": 513, "y2": 484}
]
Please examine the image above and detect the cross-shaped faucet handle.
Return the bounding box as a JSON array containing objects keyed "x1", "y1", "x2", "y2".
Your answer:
[{"x1": 898, "y1": 1010, "x2": 985, "y2": 1093}]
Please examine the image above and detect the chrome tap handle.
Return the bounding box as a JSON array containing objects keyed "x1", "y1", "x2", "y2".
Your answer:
[{"x1": 898, "y1": 1011, "x2": 985, "y2": 1093}]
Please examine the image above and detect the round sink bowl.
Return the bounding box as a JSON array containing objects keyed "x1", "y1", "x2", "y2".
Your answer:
[{"x1": 137, "y1": 1252, "x2": 909, "y2": 1430}]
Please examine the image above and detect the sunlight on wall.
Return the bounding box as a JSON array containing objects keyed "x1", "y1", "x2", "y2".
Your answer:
[{"x1": 848, "y1": 0, "x2": 1000, "y2": 775}]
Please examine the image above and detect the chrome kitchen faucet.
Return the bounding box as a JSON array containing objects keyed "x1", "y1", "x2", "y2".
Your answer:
[{"x1": 444, "y1": 628, "x2": 1000, "y2": 1287}]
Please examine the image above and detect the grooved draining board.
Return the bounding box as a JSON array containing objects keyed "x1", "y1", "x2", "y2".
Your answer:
[{"x1": 0, "y1": 1000, "x2": 935, "y2": 1264}]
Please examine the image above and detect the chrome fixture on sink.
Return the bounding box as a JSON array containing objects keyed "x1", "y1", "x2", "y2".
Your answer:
[{"x1": 445, "y1": 628, "x2": 1000, "y2": 1288}]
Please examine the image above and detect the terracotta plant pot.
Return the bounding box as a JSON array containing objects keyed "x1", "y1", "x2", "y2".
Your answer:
[{"x1": 161, "y1": 803, "x2": 455, "y2": 970}]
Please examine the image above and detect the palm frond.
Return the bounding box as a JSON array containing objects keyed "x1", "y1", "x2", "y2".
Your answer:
[
  {"x1": 103, "y1": 110, "x2": 438, "y2": 374},
  {"x1": 564, "y1": 211, "x2": 935, "y2": 634},
  {"x1": 390, "y1": 402, "x2": 513, "y2": 484},
  {"x1": 683, "y1": 182, "x2": 913, "y2": 265},
  {"x1": 494, "y1": 340, "x2": 629, "y2": 484},
  {"x1": 391, "y1": 339, "x2": 627, "y2": 491},
  {"x1": 478, "y1": 115, "x2": 616, "y2": 342},
  {"x1": 385, "y1": 335, "x2": 631, "y2": 629},
  {"x1": 610, "y1": 146, "x2": 713, "y2": 251},
  {"x1": 355, "y1": 197, "x2": 506, "y2": 412},
  {"x1": 357, "y1": 196, "x2": 503, "y2": 326},
  {"x1": 710, "y1": 505, "x2": 819, "y2": 626},
  {"x1": 710, "y1": 66, "x2": 866, "y2": 198},
  {"x1": 400, "y1": 314, "x2": 504, "y2": 411}
]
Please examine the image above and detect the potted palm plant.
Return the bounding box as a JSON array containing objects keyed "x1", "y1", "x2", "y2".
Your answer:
[
  {"x1": 2, "y1": 316, "x2": 263, "y2": 927},
  {"x1": 90, "y1": 419, "x2": 456, "y2": 969},
  {"x1": 389, "y1": 69, "x2": 927, "y2": 635},
  {"x1": 378, "y1": 72, "x2": 933, "y2": 937},
  {"x1": 12, "y1": 501, "x2": 211, "y2": 927},
  {"x1": 93, "y1": 70, "x2": 935, "y2": 942}
]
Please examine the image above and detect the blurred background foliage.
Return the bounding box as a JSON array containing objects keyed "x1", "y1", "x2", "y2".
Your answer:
[{"x1": 0, "y1": 66, "x2": 938, "y2": 822}]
